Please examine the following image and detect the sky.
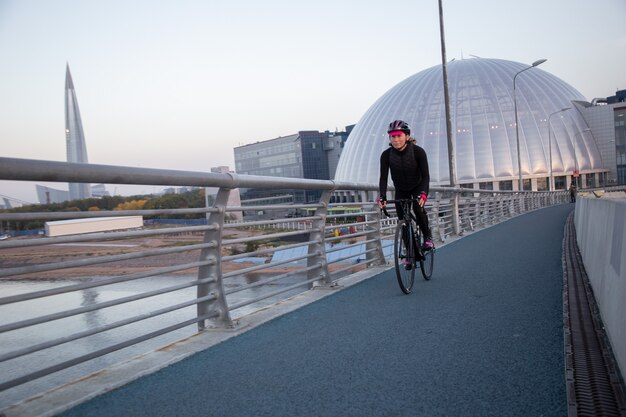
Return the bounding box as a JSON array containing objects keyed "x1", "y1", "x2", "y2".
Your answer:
[{"x1": 1, "y1": 0, "x2": 625, "y2": 203}]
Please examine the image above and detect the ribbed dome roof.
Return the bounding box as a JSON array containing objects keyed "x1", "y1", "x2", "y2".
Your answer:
[{"x1": 335, "y1": 58, "x2": 599, "y2": 187}]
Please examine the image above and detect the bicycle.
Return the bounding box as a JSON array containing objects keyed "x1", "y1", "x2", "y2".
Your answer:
[{"x1": 382, "y1": 198, "x2": 435, "y2": 294}]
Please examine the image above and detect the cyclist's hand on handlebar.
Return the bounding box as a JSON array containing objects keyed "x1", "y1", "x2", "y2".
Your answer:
[
  {"x1": 377, "y1": 196, "x2": 387, "y2": 209},
  {"x1": 419, "y1": 193, "x2": 427, "y2": 207}
]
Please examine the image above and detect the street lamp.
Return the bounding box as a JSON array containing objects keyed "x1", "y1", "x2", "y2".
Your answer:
[
  {"x1": 514, "y1": 58, "x2": 547, "y2": 191},
  {"x1": 548, "y1": 107, "x2": 570, "y2": 191},
  {"x1": 573, "y1": 128, "x2": 591, "y2": 189}
]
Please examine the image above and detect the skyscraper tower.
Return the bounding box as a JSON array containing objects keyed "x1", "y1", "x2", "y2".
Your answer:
[{"x1": 65, "y1": 63, "x2": 91, "y2": 200}]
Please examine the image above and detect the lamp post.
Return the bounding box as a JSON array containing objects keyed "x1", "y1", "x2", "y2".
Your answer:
[
  {"x1": 437, "y1": 0, "x2": 459, "y2": 236},
  {"x1": 573, "y1": 128, "x2": 591, "y2": 189},
  {"x1": 514, "y1": 58, "x2": 547, "y2": 191},
  {"x1": 547, "y1": 107, "x2": 570, "y2": 191}
]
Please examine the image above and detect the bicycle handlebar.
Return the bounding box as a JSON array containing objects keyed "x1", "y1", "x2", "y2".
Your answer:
[
  {"x1": 380, "y1": 198, "x2": 420, "y2": 218},
  {"x1": 385, "y1": 198, "x2": 420, "y2": 204}
]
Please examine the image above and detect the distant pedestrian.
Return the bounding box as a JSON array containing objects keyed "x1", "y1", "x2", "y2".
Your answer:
[{"x1": 569, "y1": 183, "x2": 577, "y2": 203}]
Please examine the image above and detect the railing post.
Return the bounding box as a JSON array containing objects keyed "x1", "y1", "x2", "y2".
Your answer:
[
  {"x1": 465, "y1": 196, "x2": 475, "y2": 231},
  {"x1": 495, "y1": 194, "x2": 503, "y2": 221},
  {"x1": 197, "y1": 187, "x2": 232, "y2": 330},
  {"x1": 492, "y1": 194, "x2": 498, "y2": 223},
  {"x1": 522, "y1": 192, "x2": 528, "y2": 213},
  {"x1": 484, "y1": 194, "x2": 491, "y2": 224},
  {"x1": 477, "y1": 193, "x2": 485, "y2": 227},
  {"x1": 432, "y1": 192, "x2": 443, "y2": 242},
  {"x1": 365, "y1": 202, "x2": 386, "y2": 266},
  {"x1": 502, "y1": 194, "x2": 508, "y2": 220},
  {"x1": 451, "y1": 191, "x2": 461, "y2": 237},
  {"x1": 308, "y1": 190, "x2": 332, "y2": 286}
]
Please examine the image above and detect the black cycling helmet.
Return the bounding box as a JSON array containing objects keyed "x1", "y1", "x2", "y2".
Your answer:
[{"x1": 387, "y1": 120, "x2": 410, "y2": 135}]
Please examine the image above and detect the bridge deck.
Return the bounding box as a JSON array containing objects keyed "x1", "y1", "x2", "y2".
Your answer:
[{"x1": 50, "y1": 204, "x2": 618, "y2": 416}]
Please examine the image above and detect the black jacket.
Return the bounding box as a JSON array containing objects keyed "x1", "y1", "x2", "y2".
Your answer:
[{"x1": 379, "y1": 143, "x2": 430, "y2": 197}]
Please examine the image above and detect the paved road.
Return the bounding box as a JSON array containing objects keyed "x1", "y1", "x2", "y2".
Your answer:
[{"x1": 59, "y1": 205, "x2": 572, "y2": 417}]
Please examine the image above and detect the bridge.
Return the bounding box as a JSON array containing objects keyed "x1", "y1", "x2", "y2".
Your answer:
[{"x1": 0, "y1": 157, "x2": 625, "y2": 417}]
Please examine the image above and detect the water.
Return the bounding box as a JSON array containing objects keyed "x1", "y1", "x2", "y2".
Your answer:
[{"x1": 0, "y1": 273, "x2": 310, "y2": 409}]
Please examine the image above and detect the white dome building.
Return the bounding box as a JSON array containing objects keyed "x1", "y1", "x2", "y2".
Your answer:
[{"x1": 335, "y1": 58, "x2": 604, "y2": 191}]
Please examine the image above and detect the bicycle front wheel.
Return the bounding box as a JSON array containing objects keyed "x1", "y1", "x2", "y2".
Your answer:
[
  {"x1": 420, "y1": 246, "x2": 435, "y2": 280},
  {"x1": 394, "y1": 220, "x2": 415, "y2": 294}
]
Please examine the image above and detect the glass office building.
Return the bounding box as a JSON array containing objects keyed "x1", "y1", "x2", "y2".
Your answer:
[
  {"x1": 573, "y1": 90, "x2": 626, "y2": 186},
  {"x1": 234, "y1": 129, "x2": 350, "y2": 203},
  {"x1": 335, "y1": 58, "x2": 606, "y2": 192},
  {"x1": 615, "y1": 107, "x2": 626, "y2": 184}
]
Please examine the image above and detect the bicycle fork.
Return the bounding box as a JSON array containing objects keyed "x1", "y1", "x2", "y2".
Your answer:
[
  {"x1": 403, "y1": 223, "x2": 423, "y2": 264},
  {"x1": 409, "y1": 216, "x2": 425, "y2": 262}
]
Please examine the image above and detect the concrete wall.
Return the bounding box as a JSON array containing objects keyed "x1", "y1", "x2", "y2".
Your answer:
[{"x1": 574, "y1": 193, "x2": 626, "y2": 378}]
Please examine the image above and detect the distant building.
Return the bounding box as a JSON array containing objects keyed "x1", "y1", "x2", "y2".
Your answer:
[
  {"x1": 607, "y1": 89, "x2": 626, "y2": 105},
  {"x1": 32, "y1": 65, "x2": 92, "y2": 204},
  {"x1": 574, "y1": 89, "x2": 626, "y2": 185},
  {"x1": 162, "y1": 187, "x2": 200, "y2": 195},
  {"x1": 233, "y1": 127, "x2": 352, "y2": 203},
  {"x1": 36, "y1": 184, "x2": 109, "y2": 204},
  {"x1": 36, "y1": 185, "x2": 70, "y2": 205},
  {"x1": 209, "y1": 166, "x2": 242, "y2": 220},
  {"x1": 1, "y1": 198, "x2": 13, "y2": 209},
  {"x1": 45, "y1": 216, "x2": 143, "y2": 237},
  {"x1": 327, "y1": 126, "x2": 354, "y2": 179},
  {"x1": 210, "y1": 166, "x2": 231, "y2": 174},
  {"x1": 91, "y1": 184, "x2": 110, "y2": 198},
  {"x1": 335, "y1": 58, "x2": 615, "y2": 196},
  {"x1": 65, "y1": 64, "x2": 91, "y2": 200}
]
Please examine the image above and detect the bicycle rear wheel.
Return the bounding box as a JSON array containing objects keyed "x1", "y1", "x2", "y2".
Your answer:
[
  {"x1": 394, "y1": 220, "x2": 415, "y2": 294},
  {"x1": 420, "y1": 245, "x2": 435, "y2": 280}
]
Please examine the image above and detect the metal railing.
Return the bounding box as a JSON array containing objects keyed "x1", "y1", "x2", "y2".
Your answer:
[{"x1": 0, "y1": 157, "x2": 569, "y2": 401}]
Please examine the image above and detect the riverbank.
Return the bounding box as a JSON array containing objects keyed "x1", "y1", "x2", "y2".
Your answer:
[
  {"x1": 0, "y1": 230, "x2": 259, "y2": 279},
  {"x1": 0, "y1": 230, "x2": 363, "y2": 280}
]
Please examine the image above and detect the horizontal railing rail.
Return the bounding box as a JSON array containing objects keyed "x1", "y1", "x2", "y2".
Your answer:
[{"x1": 0, "y1": 156, "x2": 570, "y2": 405}]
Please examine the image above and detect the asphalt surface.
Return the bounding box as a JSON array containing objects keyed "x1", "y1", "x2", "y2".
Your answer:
[{"x1": 58, "y1": 205, "x2": 572, "y2": 417}]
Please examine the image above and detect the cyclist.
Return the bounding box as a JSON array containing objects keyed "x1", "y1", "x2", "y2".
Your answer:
[{"x1": 377, "y1": 119, "x2": 433, "y2": 250}]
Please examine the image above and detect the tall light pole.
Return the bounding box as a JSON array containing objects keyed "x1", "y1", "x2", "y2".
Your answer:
[
  {"x1": 437, "y1": 0, "x2": 460, "y2": 235},
  {"x1": 547, "y1": 107, "x2": 570, "y2": 191},
  {"x1": 513, "y1": 58, "x2": 547, "y2": 191},
  {"x1": 573, "y1": 128, "x2": 591, "y2": 189}
]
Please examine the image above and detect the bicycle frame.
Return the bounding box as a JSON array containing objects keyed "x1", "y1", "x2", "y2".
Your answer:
[
  {"x1": 383, "y1": 198, "x2": 425, "y2": 260},
  {"x1": 382, "y1": 197, "x2": 434, "y2": 293}
]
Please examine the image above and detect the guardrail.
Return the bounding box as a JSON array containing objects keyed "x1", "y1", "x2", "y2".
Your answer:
[
  {"x1": 573, "y1": 191, "x2": 626, "y2": 381},
  {"x1": 0, "y1": 156, "x2": 569, "y2": 402}
]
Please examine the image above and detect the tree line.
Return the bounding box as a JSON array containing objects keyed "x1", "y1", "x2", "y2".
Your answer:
[{"x1": 1, "y1": 189, "x2": 215, "y2": 232}]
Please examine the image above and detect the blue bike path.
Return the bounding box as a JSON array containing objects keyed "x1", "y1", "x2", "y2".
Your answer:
[{"x1": 58, "y1": 205, "x2": 572, "y2": 417}]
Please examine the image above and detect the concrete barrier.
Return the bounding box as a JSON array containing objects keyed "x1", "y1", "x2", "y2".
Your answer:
[{"x1": 574, "y1": 192, "x2": 626, "y2": 378}]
